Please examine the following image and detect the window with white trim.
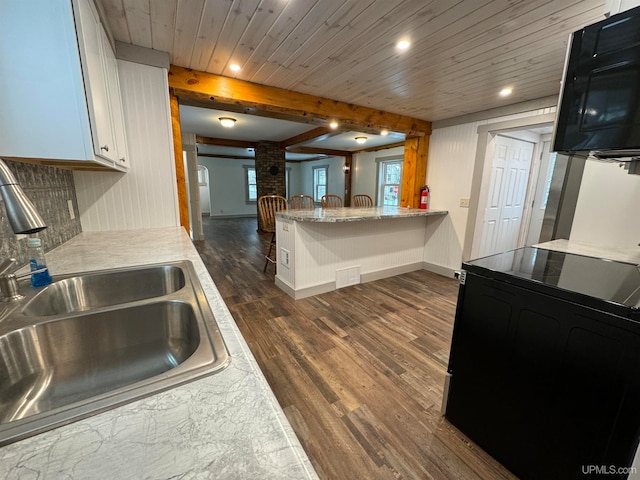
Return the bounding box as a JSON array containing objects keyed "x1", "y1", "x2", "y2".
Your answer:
[
  {"x1": 377, "y1": 158, "x2": 403, "y2": 206},
  {"x1": 313, "y1": 165, "x2": 328, "y2": 202},
  {"x1": 244, "y1": 166, "x2": 257, "y2": 202}
]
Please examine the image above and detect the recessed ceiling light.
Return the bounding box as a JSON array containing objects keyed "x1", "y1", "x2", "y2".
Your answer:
[
  {"x1": 499, "y1": 87, "x2": 513, "y2": 97},
  {"x1": 229, "y1": 64, "x2": 241, "y2": 72},
  {"x1": 380, "y1": 129, "x2": 389, "y2": 136},
  {"x1": 219, "y1": 117, "x2": 236, "y2": 128},
  {"x1": 396, "y1": 40, "x2": 410, "y2": 51},
  {"x1": 329, "y1": 121, "x2": 339, "y2": 129},
  {"x1": 355, "y1": 136, "x2": 367, "y2": 144}
]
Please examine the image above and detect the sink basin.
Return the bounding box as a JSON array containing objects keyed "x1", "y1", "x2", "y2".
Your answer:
[
  {"x1": 0, "y1": 261, "x2": 230, "y2": 446},
  {"x1": 22, "y1": 264, "x2": 185, "y2": 316}
]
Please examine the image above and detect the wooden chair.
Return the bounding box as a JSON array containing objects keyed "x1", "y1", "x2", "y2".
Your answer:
[
  {"x1": 290, "y1": 194, "x2": 315, "y2": 210},
  {"x1": 352, "y1": 194, "x2": 373, "y2": 207},
  {"x1": 321, "y1": 194, "x2": 343, "y2": 208},
  {"x1": 257, "y1": 195, "x2": 288, "y2": 273}
]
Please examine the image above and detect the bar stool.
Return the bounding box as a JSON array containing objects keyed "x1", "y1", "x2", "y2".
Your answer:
[{"x1": 257, "y1": 195, "x2": 288, "y2": 273}]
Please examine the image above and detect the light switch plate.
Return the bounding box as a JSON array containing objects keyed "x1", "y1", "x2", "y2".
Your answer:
[{"x1": 459, "y1": 198, "x2": 470, "y2": 208}]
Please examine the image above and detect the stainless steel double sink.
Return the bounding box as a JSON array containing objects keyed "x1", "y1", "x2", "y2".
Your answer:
[{"x1": 0, "y1": 260, "x2": 230, "y2": 446}]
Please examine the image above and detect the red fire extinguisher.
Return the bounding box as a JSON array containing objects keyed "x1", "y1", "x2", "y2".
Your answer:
[{"x1": 419, "y1": 185, "x2": 430, "y2": 209}]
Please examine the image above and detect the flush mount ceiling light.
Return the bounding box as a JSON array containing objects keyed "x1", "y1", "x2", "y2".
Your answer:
[
  {"x1": 329, "y1": 120, "x2": 339, "y2": 129},
  {"x1": 499, "y1": 87, "x2": 513, "y2": 97},
  {"x1": 380, "y1": 129, "x2": 389, "y2": 136},
  {"x1": 219, "y1": 117, "x2": 236, "y2": 128},
  {"x1": 355, "y1": 136, "x2": 367, "y2": 144},
  {"x1": 229, "y1": 64, "x2": 241, "y2": 72},
  {"x1": 396, "y1": 39, "x2": 410, "y2": 51}
]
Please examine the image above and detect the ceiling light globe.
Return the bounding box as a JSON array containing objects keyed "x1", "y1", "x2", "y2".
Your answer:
[
  {"x1": 219, "y1": 117, "x2": 236, "y2": 128},
  {"x1": 355, "y1": 136, "x2": 367, "y2": 144}
]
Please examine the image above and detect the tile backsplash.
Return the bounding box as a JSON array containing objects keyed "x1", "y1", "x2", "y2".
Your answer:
[{"x1": 0, "y1": 160, "x2": 82, "y2": 268}]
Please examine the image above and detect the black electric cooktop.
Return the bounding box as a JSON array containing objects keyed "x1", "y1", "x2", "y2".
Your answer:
[{"x1": 463, "y1": 247, "x2": 640, "y2": 319}]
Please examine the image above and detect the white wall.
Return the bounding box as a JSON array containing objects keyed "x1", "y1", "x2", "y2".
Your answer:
[
  {"x1": 296, "y1": 156, "x2": 345, "y2": 201},
  {"x1": 286, "y1": 162, "x2": 302, "y2": 198},
  {"x1": 198, "y1": 157, "x2": 256, "y2": 217},
  {"x1": 569, "y1": 161, "x2": 640, "y2": 248},
  {"x1": 74, "y1": 60, "x2": 179, "y2": 231},
  {"x1": 424, "y1": 106, "x2": 557, "y2": 272},
  {"x1": 353, "y1": 146, "x2": 404, "y2": 203}
]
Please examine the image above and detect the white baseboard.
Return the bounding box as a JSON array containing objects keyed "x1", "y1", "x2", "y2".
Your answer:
[
  {"x1": 422, "y1": 261, "x2": 457, "y2": 278},
  {"x1": 276, "y1": 262, "x2": 458, "y2": 299},
  {"x1": 275, "y1": 277, "x2": 335, "y2": 299},
  {"x1": 360, "y1": 262, "x2": 423, "y2": 283}
]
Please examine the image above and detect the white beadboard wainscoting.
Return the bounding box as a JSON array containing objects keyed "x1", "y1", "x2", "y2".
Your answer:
[
  {"x1": 74, "y1": 60, "x2": 179, "y2": 232},
  {"x1": 276, "y1": 216, "x2": 445, "y2": 299}
]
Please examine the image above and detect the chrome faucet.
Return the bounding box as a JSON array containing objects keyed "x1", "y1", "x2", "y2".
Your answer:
[{"x1": 0, "y1": 158, "x2": 47, "y2": 301}]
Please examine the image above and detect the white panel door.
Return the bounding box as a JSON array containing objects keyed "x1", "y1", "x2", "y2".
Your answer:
[{"x1": 478, "y1": 135, "x2": 534, "y2": 257}]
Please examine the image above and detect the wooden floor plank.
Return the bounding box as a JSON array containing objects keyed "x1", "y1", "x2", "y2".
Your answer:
[{"x1": 195, "y1": 217, "x2": 518, "y2": 480}]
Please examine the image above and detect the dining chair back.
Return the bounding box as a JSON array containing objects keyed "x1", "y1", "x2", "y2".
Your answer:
[
  {"x1": 290, "y1": 194, "x2": 315, "y2": 210},
  {"x1": 352, "y1": 194, "x2": 373, "y2": 207},
  {"x1": 321, "y1": 194, "x2": 343, "y2": 208},
  {"x1": 257, "y1": 195, "x2": 288, "y2": 272}
]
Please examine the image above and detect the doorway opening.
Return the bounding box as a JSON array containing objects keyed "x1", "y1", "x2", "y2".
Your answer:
[{"x1": 464, "y1": 113, "x2": 558, "y2": 261}]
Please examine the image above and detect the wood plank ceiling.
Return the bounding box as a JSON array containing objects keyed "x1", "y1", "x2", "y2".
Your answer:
[{"x1": 97, "y1": 0, "x2": 605, "y2": 122}]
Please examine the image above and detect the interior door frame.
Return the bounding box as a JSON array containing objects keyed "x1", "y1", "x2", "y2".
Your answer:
[{"x1": 463, "y1": 113, "x2": 557, "y2": 261}]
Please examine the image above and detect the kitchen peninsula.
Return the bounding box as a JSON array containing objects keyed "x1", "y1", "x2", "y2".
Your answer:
[{"x1": 275, "y1": 206, "x2": 448, "y2": 299}]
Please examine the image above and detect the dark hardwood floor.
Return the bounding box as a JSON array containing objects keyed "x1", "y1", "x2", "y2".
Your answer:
[{"x1": 194, "y1": 217, "x2": 517, "y2": 480}]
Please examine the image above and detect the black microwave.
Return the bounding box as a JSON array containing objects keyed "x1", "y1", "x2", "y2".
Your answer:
[{"x1": 553, "y1": 5, "x2": 640, "y2": 159}]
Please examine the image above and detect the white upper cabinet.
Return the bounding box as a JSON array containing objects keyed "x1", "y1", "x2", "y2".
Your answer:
[{"x1": 0, "y1": 0, "x2": 129, "y2": 171}]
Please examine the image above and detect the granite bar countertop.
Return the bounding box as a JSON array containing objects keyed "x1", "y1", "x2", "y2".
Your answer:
[
  {"x1": 277, "y1": 206, "x2": 448, "y2": 222},
  {"x1": 0, "y1": 227, "x2": 318, "y2": 480}
]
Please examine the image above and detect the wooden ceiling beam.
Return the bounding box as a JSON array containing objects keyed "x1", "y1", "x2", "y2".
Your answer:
[
  {"x1": 279, "y1": 127, "x2": 336, "y2": 149},
  {"x1": 196, "y1": 135, "x2": 257, "y2": 148},
  {"x1": 197, "y1": 153, "x2": 255, "y2": 160},
  {"x1": 285, "y1": 146, "x2": 352, "y2": 157},
  {"x1": 169, "y1": 65, "x2": 431, "y2": 136},
  {"x1": 354, "y1": 141, "x2": 406, "y2": 153}
]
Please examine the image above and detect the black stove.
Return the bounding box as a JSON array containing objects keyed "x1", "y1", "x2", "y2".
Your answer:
[{"x1": 463, "y1": 246, "x2": 640, "y2": 320}]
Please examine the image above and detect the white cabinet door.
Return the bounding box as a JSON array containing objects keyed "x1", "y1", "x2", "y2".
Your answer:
[
  {"x1": 0, "y1": 0, "x2": 94, "y2": 163},
  {"x1": 75, "y1": 0, "x2": 118, "y2": 163},
  {"x1": 101, "y1": 31, "x2": 129, "y2": 167}
]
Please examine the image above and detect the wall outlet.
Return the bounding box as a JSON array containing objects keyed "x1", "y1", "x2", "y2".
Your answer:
[
  {"x1": 280, "y1": 248, "x2": 290, "y2": 268},
  {"x1": 283, "y1": 222, "x2": 289, "y2": 231},
  {"x1": 68, "y1": 199, "x2": 75, "y2": 219},
  {"x1": 459, "y1": 198, "x2": 470, "y2": 208}
]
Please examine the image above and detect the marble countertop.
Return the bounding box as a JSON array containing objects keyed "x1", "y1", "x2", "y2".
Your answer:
[
  {"x1": 0, "y1": 227, "x2": 318, "y2": 480},
  {"x1": 535, "y1": 239, "x2": 640, "y2": 265},
  {"x1": 277, "y1": 206, "x2": 448, "y2": 222}
]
